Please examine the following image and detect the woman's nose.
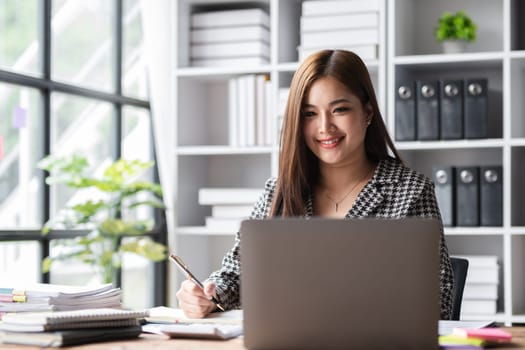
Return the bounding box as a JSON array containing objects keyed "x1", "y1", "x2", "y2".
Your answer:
[{"x1": 319, "y1": 112, "x2": 335, "y2": 133}]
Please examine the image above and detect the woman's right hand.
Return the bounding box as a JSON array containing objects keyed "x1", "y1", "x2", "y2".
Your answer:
[{"x1": 176, "y1": 280, "x2": 219, "y2": 318}]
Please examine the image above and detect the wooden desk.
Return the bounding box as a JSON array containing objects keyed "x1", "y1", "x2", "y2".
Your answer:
[{"x1": 1, "y1": 327, "x2": 525, "y2": 349}]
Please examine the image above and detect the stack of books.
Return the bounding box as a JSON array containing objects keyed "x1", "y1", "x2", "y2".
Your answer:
[
  {"x1": 454, "y1": 255, "x2": 499, "y2": 318},
  {"x1": 228, "y1": 74, "x2": 273, "y2": 147},
  {"x1": 190, "y1": 8, "x2": 270, "y2": 67},
  {"x1": 198, "y1": 188, "x2": 260, "y2": 232},
  {"x1": 0, "y1": 308, "x2": 147, "y2": 347},
  {"x1": 0, "y1": 283, "x2": 121, "y2": 314},
  {"x1": 298, "y1": 0, "x2": 380, "y2": 61}
]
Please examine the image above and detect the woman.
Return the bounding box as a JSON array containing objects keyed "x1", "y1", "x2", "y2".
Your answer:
[{"x1": 176, "y1": 49, "x2": 454, "y2": 320}]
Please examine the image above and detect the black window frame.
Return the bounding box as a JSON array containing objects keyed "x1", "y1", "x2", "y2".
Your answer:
[{"x1": 0, "y1": 0, "x2": 167, "y2": 306}]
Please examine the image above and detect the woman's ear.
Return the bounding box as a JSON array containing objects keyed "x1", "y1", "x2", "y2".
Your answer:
[{"x1": 365, "y1": 103, "x2": 373, "y2": 125}]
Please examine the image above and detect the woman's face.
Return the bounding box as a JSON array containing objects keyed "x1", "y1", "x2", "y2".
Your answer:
[{"x1": 302, "y1": 76, "x2": 372, "y2": 167}]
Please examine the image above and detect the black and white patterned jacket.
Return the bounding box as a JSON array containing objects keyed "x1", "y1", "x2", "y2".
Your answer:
[{"x1": 208, "y1": 157, "x2": 454, "y2": 320}]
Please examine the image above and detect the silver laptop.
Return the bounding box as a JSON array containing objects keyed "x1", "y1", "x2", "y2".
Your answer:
[{"x1": 240, "y1": 217, "x2": 441, "y2": 350}]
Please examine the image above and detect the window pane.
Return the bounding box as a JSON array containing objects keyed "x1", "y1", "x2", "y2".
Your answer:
[
  {"x1": 0, "y1": 1, "x2": 39, "y2": 75},
  {"x1": 123, "y1": 0, "x2": 148, "y2": 100},
  {"x1": 0, "y1": 241, "x2": 40, "y2": 284},
  {"x1": 49, "y1": 238, "x2": 101, "y2": 285},
  {"x1": 121, "y1": 247, "x2": 154, "y2": 308},
  {"x1": 50, "y1": 93, "x2": 113, "y2": 218},
  {"x1": 0, "y1": 83, "x2": 42, "y2": 228},
  {"x1": 52, "y1": 0, "x2": 114, "y2": 91}
]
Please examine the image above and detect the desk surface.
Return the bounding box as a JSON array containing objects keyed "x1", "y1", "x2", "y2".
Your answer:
[{"x1": 1, "y1": 327, "x2": 525, "y2": 349}]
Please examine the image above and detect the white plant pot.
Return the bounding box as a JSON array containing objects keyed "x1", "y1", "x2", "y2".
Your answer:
[{"x1": 442, "y1": 40, "x2": 468, "y2": 54}]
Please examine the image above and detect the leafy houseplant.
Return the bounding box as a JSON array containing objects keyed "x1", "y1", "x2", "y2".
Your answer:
[
  {"x1": 435, "y1": 11, "x2": 477, "y2": 53},
  {"x1": 38, "y1": 155, "x2": 167, "y2": 284}
]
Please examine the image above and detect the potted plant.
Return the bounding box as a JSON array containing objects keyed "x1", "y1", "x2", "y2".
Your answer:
[
  {"x1": 38, "y1": 154, "x2": 167, "y2": 284},
  {"x1": 435, "y1": 10, "x2": 477, "y2": 54}
]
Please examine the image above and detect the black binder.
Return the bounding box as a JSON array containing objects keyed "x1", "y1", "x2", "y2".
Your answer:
[
  {"x1": 456, "y1": 166, "x2": 480, "y2": 226},
  {"x1": 395, "y1": 82, "x2": 416, "y2": 141},
  {"x1": 464, "y1": 78, "x2": 488, "y2": 139},
  {"x1": 439, "y1": 80, "x2": 463, "y2": 139},
  {"x1": 416, "y1": 80, "x2": 440, "y2": 140},
  {"x1": 433, "y1": 166, "x2": 455, "y2": 226},
  {"x1": 480, "y1": 166, "x2": 503, "y2": 226}
]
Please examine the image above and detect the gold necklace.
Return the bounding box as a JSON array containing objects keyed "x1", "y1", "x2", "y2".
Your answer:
[{"x1": 324, "y1": 168, "x2": 373, "y2": 212}]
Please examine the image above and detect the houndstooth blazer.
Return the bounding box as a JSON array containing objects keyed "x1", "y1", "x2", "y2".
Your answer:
[{"x1": 208, "y1": 157, "x2": 454, "y2": 320}]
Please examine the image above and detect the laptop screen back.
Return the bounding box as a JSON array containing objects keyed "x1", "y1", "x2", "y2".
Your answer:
[{"x1": 240, "y1": 217, "x2": 440, "y2": 350}]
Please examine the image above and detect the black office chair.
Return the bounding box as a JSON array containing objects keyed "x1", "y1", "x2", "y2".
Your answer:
[{"x1": 450, "y1": 257, "x2": 469, "y2": 320}]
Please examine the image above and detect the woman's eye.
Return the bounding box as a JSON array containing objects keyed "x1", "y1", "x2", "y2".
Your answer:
[
  {"x1": 303, "y1": 111, "x2": 316, "y2": 118},
  {"x1": 333, "y1": 106, "x2": 349, "y2": 114}
]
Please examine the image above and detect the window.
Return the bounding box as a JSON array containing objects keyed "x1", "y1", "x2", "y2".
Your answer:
[{"x1": 0, "y1": 0, "x2": 166, "y2": 309}]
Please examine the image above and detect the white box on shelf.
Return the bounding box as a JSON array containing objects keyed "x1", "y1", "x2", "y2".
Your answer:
[
  {"x1": 461, "y1": 299, "x2": 497, "y2": 315},
  {"x1": 198, "y1": 188, "x2": 262, "y2": 206},
  {"x1": 463, "y1": 283, "x2": 499, "y2": 300},
  {"x1": 466, "y1": 266, "x2": 499, "y2": 284},
  {"x1": 205, "y1": 217, "x2": 243, "y2": 232},
  {"x1": 300, "y1": 12, "x2": 378, "y2": 32},
  {"x1": 191, "y1": 8, "x2": 270, "y2": 29},
  {"x1": 191, "y1": 41, "x2": 270, "y2": 59},
  {"x1": 302, "y1": 0, "x2": 379, "y2": 17},
  {"x1": 300, "y1": 28, "x2": 379, "y2": 49},
  {"x1": 191, "y1": 25, "x2": 270, "y2": 44},
  {"x1": 211, "y1": 205, "x2": 253, "y2": 219},
  {"x1": 453, "y1": 255, "x2": 499, "y2": 268},
  {"x1": 298, "y1": 44, "x2": 378, "y2": 62},
  {"x1": 191, "y1": 56, "x2": 269, "y2": 68}
]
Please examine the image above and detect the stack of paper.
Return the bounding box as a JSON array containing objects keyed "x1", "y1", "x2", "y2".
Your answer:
[
  {"x1": 0, "y1": 308, "x2": 147, "y2": 347},
  {"x1": 190, "y1": 8, "x2": 270, "y2": 67},
  {"x1": 0, "y1": 283, "x2": 121, "y2": 313},
  {"x1": 452, "y1": 255, "x2": 499, "y2": 318},
  {"x1": 143, "y1": 306, "x2": 243, "y2": 340},
  {"x1": 198, "y1": 188, "x2": 261, "y2": 232},
  {"x1": 298, "y1": 0, "x2": 380, "y2": 61},
  {"x1": 439, "y1": 327, "x2": 512, "y2": 348}
]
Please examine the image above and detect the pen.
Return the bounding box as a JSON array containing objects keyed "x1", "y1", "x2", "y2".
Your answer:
[{"x1": 169, "y1": 253, "x2": 225, "y2": 312}]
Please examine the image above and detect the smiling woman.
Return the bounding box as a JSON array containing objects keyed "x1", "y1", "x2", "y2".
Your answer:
[{"x1": 175, "y1": 49, "x2": 455, "y2": 322}]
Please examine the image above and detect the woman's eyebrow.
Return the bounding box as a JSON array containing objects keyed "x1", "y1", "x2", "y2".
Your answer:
[{"x1": 303, "y1": 98, "x2": 353, "y2": 108}]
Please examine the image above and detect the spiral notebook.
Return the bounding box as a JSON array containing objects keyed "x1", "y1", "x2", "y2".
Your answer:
[{"x1": 0, "y1": 308, "x2": 148, "y2": 329}]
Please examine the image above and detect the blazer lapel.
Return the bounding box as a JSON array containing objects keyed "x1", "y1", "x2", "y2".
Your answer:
[{"x1": 347, "y1": 182, "x2": 385, "y2": 218}]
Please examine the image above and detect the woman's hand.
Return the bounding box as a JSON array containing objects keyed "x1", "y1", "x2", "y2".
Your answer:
[{"x1": 176, "y1": 280, "x2": 219, "y2": 318}]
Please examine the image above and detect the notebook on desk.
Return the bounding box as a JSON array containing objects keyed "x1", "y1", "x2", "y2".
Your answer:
[{"x1": 240, "y1": 217, "x2": 442, "y2": 350}]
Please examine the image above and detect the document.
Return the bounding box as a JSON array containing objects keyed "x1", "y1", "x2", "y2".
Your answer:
[
  {"x1": 142, "y1": 323, "x2": 242, "y2": 340},
  {"x1": 146, "y1": 306, "x2": 242, "y2": 325}
]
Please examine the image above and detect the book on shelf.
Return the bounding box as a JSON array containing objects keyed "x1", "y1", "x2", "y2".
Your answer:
[
  {"x1": 300, "y1": 12, "x2": 379, "y2": 32},
  {"x1": 300, "y1": 28, "x2": 379, "y2": 49},
  {"x1": 256, "y1": 74, "x2": 267, "y2": 146},
  {"x1": 264, "y1": 78, "x2": 274, "y2": 146},
  {"x1": 461, "y1": 299, "x2": 497, "y2": 315},
  {"x1": 191, "y1": 41, "x2": 270, "y2": 60},
  {"x1": 466, "y1": 266, "x2": 499, "y2": 284},
  {"x1": 463, "y1": 283, "x2": 498, "y2": 300},
  {"x1": 191, "y1": 8, "x2": 270, "y2": 29},
  {"x1": 298, "y1": 44, "x2": 378, "y2": 62},
  {"x1": 228, "y1": 78, "x2": 239, "y2": 146},
  {"x1": 212, "y1": 205, "x2": 253, "y2": 219},
  {"x1": 205, "y1": 217, "x2": 243, "y2": 232},
  {"x1": 191, "y1": 25, "x2": 270, "y2": 44},
  {"x1": 452, "y1": 255, "x2": 498, "y2": 267},
  {"x1": 302, "y1": 0, "x2": 379, "y2": 16},
  {"x1": 198, "y1": 188, "x2": 262, "y2": 206},
  {"x1": 191, "y1": 56, "x2": 269, "y2": 68},
  {"x1": 0, "y1": 325, "x2": 142, "y2": 348}
]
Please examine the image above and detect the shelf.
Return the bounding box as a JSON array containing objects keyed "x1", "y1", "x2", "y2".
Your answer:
[
  {"x1": 176, "y1": 65, "x2": 272, "y2": 78},
  {"x1": 444, "y1": 227, "x2": 505, "y2": 236},
  {"x1": 395, "y1": 139, "x2": 505, "y2": 151},
  {"x1": 394, "y1": 52, "x2": 504, "y2": 66},
  {"x1": 176, "y1": 145, "x2": 275, "y2": 156}
]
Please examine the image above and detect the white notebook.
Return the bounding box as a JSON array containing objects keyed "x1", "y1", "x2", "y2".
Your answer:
[{"x1": 142, "y1": 323, "x2": 243, "y2": 340}]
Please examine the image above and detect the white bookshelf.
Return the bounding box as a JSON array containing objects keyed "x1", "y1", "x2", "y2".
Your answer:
[{"x1": 170, "y1": 0, "x2": 525, "y2": 325}]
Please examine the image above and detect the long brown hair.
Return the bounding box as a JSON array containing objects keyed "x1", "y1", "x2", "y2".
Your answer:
[{"x1": 270, "y1": 49, "x2": 402, "y2": 217}]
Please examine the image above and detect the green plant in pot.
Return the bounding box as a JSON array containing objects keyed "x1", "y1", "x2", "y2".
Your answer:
[
  {"x1": 38, "y1": 154, "x2": 167, "y2": 284},
  {"x1": 435, "y1": 10, "x2": 477, "y2": 53}
]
